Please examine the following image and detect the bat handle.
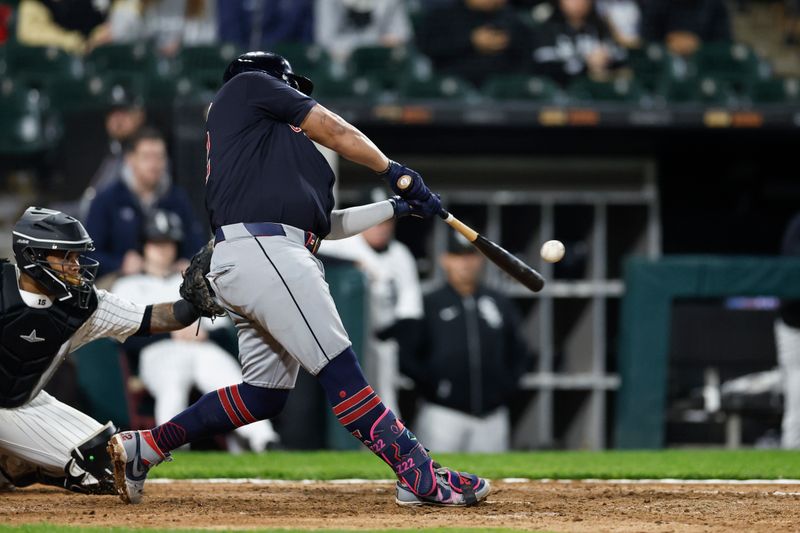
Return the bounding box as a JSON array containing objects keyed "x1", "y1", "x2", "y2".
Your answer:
[
  {"x1": 396, "y1": 175, "x2": 413, "y2": 191},
  {"x1": 397, "y1": 175, "x2": 450, "y2": 220}
]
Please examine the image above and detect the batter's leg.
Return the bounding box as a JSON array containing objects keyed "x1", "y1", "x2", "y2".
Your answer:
[
  {"x1": 190, "y1": 342, "x2": 280, "y2": 451},
  {"x1": 317, "y1": 348, "x2": 490, "y2": 506}
]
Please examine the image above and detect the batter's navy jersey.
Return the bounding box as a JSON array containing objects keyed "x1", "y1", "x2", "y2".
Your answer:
[{"x1": 204, "y1": 72, "x2": 336, "y2": 236}]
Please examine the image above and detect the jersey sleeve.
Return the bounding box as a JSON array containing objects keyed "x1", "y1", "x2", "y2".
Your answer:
[
  {"x1": 69, "y1": 289, "x2": 146, "y2": 351},
  {"x1": 244, "y1": 72, "x2": 316, "y2": 126}
]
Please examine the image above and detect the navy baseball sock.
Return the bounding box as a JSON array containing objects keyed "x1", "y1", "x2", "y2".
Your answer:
[
  {"x1": 150, "y1": 383, "x2": 289, "y2": 453},
  {"x1": 318, "y1": 347, "x2": 437, "y2": 497}
]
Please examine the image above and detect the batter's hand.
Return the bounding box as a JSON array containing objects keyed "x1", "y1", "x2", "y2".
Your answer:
[
  {"x1": 390, "y1": 194, "x2": 441, "y2": 219},
  {"x1": 380, "y1": 160, "x2": 438, "y2": 205}
]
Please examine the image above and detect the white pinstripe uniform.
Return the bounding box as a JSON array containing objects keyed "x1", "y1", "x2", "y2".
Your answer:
[{"x1": 0, "y1": 268, "x2": 144, "y2": 481}]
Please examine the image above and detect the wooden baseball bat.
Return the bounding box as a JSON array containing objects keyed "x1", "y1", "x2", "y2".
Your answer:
[{"x1": 397, "y1": 175, "x2": 545, "y2": 293}]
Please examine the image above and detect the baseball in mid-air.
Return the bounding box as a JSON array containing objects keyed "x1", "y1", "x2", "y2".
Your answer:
[{"x1": 540, "y1": 240, "x2": 565, "y2": 263}]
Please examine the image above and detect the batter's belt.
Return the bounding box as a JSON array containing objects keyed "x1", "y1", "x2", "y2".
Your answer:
[{"x1": 214, "y1": 222, "x2": 321, "y2": 255}]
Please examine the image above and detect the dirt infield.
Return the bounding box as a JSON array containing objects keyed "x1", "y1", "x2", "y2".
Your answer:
[{"x1": 2, "y1": 481, "x2": 800, "y2": 532}]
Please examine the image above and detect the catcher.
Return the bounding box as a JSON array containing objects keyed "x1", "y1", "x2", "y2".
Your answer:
[{"x1": 0, "y1": 207, "x2": 212, "y2": 494}]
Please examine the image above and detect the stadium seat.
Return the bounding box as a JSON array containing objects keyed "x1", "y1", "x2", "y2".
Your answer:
[
  {"x1": 0, "y1": 81, "x2": 58, "y2": 154},
  {"x1": 3, "y1": 44, "x2": 84, "y2": 88},
  {"x1": 146, "y1": 75, "x2": 198, "y2": 107},
  {"x1": 347, "y1": 46, "x2": 414, "y2": 88},
  {"x1": 483, "y1": 74, "x2": 560, "y2": 102},
  {"x1": 313, "y1": 72, "x2": 380, "y2": 101},
  {"x1": 398, "y1": 74, "x2": 474, "y2": 101},
  {"x1": 659, "y1": 76, "x2": 734, "y2": 105},
  {"x1": 568, "y1": 77, "x2": 645, "y2": 104},
  {"x1": 626, "y1": 42, "x2": 672, "y2": 90},
  {"x1": 272, "y1": 42, "x2": 331, "y2": 76},
  {"x1": 46, "y1": 75, "x2": 110, "y2": 113},
  {"x1": 690, "y1": 43, "x2": 766, "y2": 86},
  {"x1": 86, "y1": 43, "x2": 169, "y2": 78},
  {"x1": 176, "y1": 42, "x2": 240, "y2": 78},
  {"x1": 748, "y1": 78, "x2": 800, "y2": 104}
]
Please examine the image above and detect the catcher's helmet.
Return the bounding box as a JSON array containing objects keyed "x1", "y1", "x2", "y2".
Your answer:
[
  {"x1": 12, "y1": 207, "x2": 99, "y2": 308},
  {"x1": 222, "y1": 51, "x2": 314, "y2": 96}
]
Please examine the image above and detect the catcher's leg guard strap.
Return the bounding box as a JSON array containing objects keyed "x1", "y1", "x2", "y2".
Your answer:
[{"x1": 71, "y1": 421, "x2": 116, "y2": 481}]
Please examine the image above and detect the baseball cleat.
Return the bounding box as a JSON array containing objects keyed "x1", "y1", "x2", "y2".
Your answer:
[
  {"x1": 107, "y1": 430, "x2": 170, "y2": 504},
  {"x1": 395, "y1": 465, "x2": 490, "y2": 507}
]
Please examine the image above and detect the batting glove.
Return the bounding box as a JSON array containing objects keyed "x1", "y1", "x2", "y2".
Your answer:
[
  {"x1": 390, "y1": 194, "x2": 442, "y2": 219},
  {"x1": 379, "y1": 160, "x2": 434, "y2": 203}
]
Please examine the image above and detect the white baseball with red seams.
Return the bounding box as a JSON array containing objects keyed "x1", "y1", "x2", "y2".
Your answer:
[{"x1": 540, "y1": 240, "x2": 566, "y2": 263}]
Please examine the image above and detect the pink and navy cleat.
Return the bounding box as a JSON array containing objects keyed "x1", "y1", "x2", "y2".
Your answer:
[
  {"x1": 107, "y1": 430, "x2": 171, "y2": 504},
  {"x1": 395, "y1": 463, "x2": 491, "y2": 507}
]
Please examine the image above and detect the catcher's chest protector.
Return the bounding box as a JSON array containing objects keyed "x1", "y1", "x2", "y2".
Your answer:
[{"x1": 0, "y1": 262, "x2": 97, "y2": 408}]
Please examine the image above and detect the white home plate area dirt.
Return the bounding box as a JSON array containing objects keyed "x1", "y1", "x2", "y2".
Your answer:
[{"x1": 2, "y1": 481, "x2": 800, "y2": 532}]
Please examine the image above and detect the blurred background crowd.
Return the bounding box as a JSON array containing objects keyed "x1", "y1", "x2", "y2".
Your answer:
[{"x1": 1, "y1": 0, "x2": 800, "y2": 453}]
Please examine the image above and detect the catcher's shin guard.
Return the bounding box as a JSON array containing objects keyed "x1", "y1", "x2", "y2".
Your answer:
[{"x1": 71, "y1": 421, "x2": 117, "y2": 484}]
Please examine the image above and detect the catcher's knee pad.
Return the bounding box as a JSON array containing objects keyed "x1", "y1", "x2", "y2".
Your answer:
[{"x1": 233, "y1": 383, "x2": 289, "y2": 421}]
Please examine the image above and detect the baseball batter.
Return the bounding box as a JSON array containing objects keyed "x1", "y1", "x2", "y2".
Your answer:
[
  {"x1": 0, "y1": 207, "x2": 211, "y2": 494},
  {"x1": 109, "y1": 51, "x2": 490, "y2": 507}
]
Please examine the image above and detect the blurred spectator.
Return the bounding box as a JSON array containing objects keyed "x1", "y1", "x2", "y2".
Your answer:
[
  {"x1": 640, "y1": 0, "x2": 731, "y2": 57},
  {"x1": 16, "y1": 0, "x2": 112, "y2": 54},
  {"x1": 109, "y1": 0, "x2": 216, "y2": 57},
  {"x1": 78, "y1": 85, "x2": 147, "y2": 219},
  {"x1": 217, "y1": 0, "x2": 313, "y2": 50},
  {"x1": 318, "y1": 190, "x2": 424, "y2": 416},
  {"x1": 85, "y1": 126, "x2": 207, "y2": 279},
  {"x1": 417, "y1": 0, "x2": 529, "y2": 87},
  {"x1": 0, "y1": 3, "x2": 13, "y2": 44},
  {"x1": 596, "y1": 0, "x2": 641, "y2": 48},
  {"x1": 784, "y1": 0, "x2": 800, "y2": 45},
  {"x1": 314, "y1": 0, "x2": 412, "y2": 64},
  {"x1": 775, "y1": 212, "x2": 800, "y2": 449},
  {"x1": 112, "y1": 210, "x2": 279, "y2": 452},
  {"x1": 399, "y1": 233, "x2": 529, "y2": 452},
  {"x1": 531, "y1": 0, "x2": 626, "y2": 85}
]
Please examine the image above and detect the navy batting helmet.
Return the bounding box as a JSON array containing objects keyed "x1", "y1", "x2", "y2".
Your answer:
[
  {"x1": 12, "y1": 207, "x2": 99, "y2": 308},
  {"x1": 222, "y1": 51, "x2": 314, "y2": 96}
]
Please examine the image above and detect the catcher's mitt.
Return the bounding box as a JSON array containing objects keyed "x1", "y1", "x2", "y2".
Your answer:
[{"x1": 179, "y1": 239, "x2": 226, "y2": 318}]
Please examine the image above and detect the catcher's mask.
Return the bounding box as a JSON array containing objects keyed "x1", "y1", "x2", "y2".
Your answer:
[
  {"x1": 222, "y1": 51, "x2": 314, "y2": 96},
  {"x1": 12, "y1": 207, "x2": 99, "y2": 308}
]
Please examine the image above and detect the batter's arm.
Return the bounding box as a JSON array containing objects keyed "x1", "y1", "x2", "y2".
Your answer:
[{"x1": 300, "y1": 103, "x2": 389, "y2": 172}]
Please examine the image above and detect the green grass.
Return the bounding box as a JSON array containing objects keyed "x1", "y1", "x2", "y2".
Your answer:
[
  {"x1": 0, "y1": 527, "x2": 533, "y2": 533},
  {"x1": 149, "y1": 449, "x2": 800, "y2": 480}
]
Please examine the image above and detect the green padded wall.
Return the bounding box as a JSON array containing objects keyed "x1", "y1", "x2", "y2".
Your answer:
[
  {"x1": 72, "y1": 338, "x2": 130, "y2": 428},
  {"x1": 615, "y1": 256, "x2": 800, "y2": 449}
]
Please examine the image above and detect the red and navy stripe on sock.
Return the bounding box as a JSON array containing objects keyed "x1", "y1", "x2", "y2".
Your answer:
[
  {"x1": 332, "y1": 385, "x2": 382, "y2": 427},
  {"x1": 217, "y1": 384, "x2": 259, "y2": 427},
  {"x1": 150, "y1": 382, "x2": 289, "y2": 454}
]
